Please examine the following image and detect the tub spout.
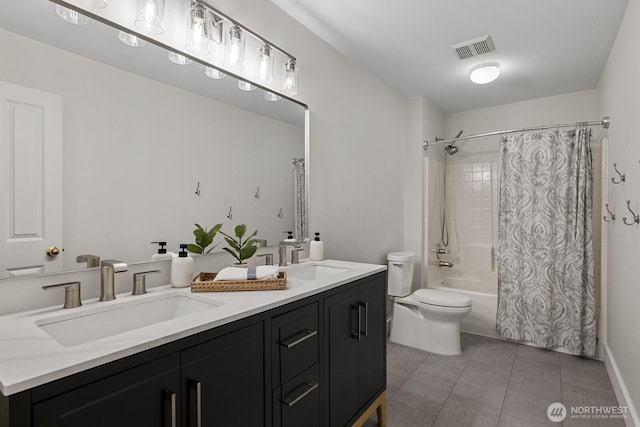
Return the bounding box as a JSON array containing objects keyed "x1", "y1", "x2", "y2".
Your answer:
[{"x1": 438, "y1": 261, "x2": 454, "y2": 268}]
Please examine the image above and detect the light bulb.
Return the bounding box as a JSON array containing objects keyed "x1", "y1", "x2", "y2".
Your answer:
[
  {"x1": 186, "y1": 4, "x2": 209, "y2": 55},
  {"x1": 135, "y1": 0, "x2": 165, "y2": 35},
  {"x1": 264, "y1": 92, "x2": 281, "y2": 102},
  {"x1": 255, "y1": 44, "x2": 274, "y2": 85},
  {"x1": 118, "y1": 31, "x2": 146, "y2": 47},
  {"x1": 224, "y1": 25, "x2": 245, "y2": 69},
  {"x1": 238, "y1": 81, "x2": 256, "y2": 91},
  {"x1": 470, "y1": 65, "x2": 500, "y2": 84},
  {"x1": 282, "y1": 59, "x2": 298, "y2": 96},
  {"x1": 205, "y1": 67, "x2": 226, "y2": 79},
  {"x1": 56, "y1": 6, "x2": 90, "y2": 25},
  {"x1": 168, "y1": 52, "x2": 192, "y2": 65}
]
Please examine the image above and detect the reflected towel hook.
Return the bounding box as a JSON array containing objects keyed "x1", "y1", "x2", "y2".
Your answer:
[
  {"x1": 622, "y1": 200, "x2": 639, "y2": 226},
  {"x1": 603, "y1": 204, "x2": 616, "y2": 222},
  {"x1": 227, "y1": 206, "x2": 233, "y2": 220},
  {"x1": 277, "y1": 208, "x2": 283, "y2": 218},
  {"x1": 254, "y1": 186, "x2": 260, "y2": 199},
  {"x1": 195, "y1": 181, "x2": 201, "y2": 196},
  {"x1": 611, "y1": 163, "x2": 625, "y2": 184}
]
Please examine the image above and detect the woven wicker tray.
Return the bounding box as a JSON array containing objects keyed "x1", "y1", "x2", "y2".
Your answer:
[{"x1": 191, "y1": 271, "x2": 287, "y2": 292}]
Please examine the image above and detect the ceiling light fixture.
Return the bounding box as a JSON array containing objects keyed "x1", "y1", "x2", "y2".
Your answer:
[
  {"x1": 168, "y1": 52, "x2": 192, "y2": 65},
  {"x1": 56, "y1": 6, "x2": 90, "y2": 25},
  {"x1": 185, "y1": 3, "x2": 210, "y2": 55},
  {"x1": 205, "y1": 66, "x2": 225, "y2": 80},
  {"x1": 118, "y1": 31, "x2": 146, "y2": 47},
  {"x1": 470, "y1": 65, "x2": 500, "y2": 84},
  {"x1": 282, "y1": 59, "x2": 299, "y2": 96},
  {"x1": 134, "y1": 0, "x2": 165, "y2": 35}
]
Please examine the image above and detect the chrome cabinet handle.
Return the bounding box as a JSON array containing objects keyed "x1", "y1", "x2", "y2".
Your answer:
[
  {"x1": 351, "y1": 304, "x2": 361, "y2": 340},
  {"x1": 283, "y1": 381, "x2": 319, "y2": 407},
  {"x1": 192, "y1": 380, "x2": 202, "y2": 427},
  {"x1": 359, "y1": 301, "x2": 369, "y2": 337},
  {"x1": 280, "y1": 329, "x2": 317, "y2": 348},
  {"x1": 166, "y1": 390, "x2": 177, "y2": 427}
]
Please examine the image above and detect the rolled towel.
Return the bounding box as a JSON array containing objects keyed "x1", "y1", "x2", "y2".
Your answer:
[{"x1": 214, "y1": 266, "x2": 280, "y2": 281}]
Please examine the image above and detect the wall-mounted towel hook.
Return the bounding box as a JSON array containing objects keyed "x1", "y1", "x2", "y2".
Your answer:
[
  {"x1": 227, "y1": 206, "x2": 233, "y2": 220},
  {"x1": 195, "y1": 181, "x2": 201, "y2": 196},
  {"x1": 611, "y1": 163, "x2": 625, "y2": 184},
  {"x1": 277, "y1": 208, "x2": 283, "y2": 218},
  {"x1": 622, "y1": 200, "x2": 639, "y2": 226},
  {"x1": 603, "y1": 204, "x2": 616, "y2": 222},
  {"x1": 254, "y1": 187, "x2": 260, "y2": 199}
]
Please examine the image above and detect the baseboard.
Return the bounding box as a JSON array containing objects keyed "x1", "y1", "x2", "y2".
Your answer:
[{"x1": 604, "y1": 344, "x2": 639, "y2": 427}]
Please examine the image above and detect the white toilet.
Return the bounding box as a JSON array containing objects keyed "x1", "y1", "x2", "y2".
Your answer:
[{"x1": 387, "y1": 252, "x2": 472, "y2": 356}]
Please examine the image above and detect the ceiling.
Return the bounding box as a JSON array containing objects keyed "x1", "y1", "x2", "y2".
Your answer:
[{"x1": 271, "y1": 0, "x2": 629, "y2": 113}]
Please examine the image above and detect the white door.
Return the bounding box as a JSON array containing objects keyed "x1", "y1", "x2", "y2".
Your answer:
[{"x1": 0, "y1": 81, "x2": 63, "y2": 279}]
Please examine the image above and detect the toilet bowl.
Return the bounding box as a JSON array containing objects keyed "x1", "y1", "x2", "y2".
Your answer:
[
  {"x1": 386, "y1": 252, "x2": 472, "y2": 356},
  {"x1": 390, "y1": 289, "x2": 471, "y2": 355}
]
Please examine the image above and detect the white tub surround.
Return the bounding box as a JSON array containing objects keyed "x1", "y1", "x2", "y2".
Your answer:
[{"x1": 0, "y1": 260, "x2": 385, "y2": 396}]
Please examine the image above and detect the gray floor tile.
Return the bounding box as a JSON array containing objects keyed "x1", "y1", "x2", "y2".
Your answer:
[
  {"x1": 387, "y1": 372, "x2": 406, "y2": 399},
  {"x1": 514, "y1": 343, "x2": 560, "y2": 366},
  {"x1": 560, "y1": 354, "x2": 615, "y2": 393},
  {"x1": 498, "y1": 387, "x2": 558, "y2": 427},
  {"x1": 562, "y1": 382, "x2": 626, "y2": 426},
  {"x1": 471, "y1": 337, "x2": 518, "y2": 368},
  {"x1": 392, "y1": 365, "x2": 458, "y2": 413},
  {"x1": 457, "y1": 359, "x2": 511, "y2": 391},
  {"x1": 385, "y1": 399, "x2": 439, "y2": 427},
  {"x1": 433, "y1": 394, "x2": 501, "y2": 427},
  {"x1": 420, "y1": 350, "x2": 473, "y2": 376},
  {"x1": 507, "y1": 357, "x2": 561, "y2": 399},
  {"x1": 387, "y1": 344, "x2": 429, "y2": 379}
]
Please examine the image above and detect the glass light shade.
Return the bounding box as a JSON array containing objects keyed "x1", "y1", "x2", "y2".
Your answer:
[
  {"x1": 118, "y1": 31, "x2": 146, "y2": 47},
  {"x1": 55, "y1": 6, "x2": 90, "y2": 25},
  {"x1": 185, "y1": 3, "x2": 209, "y2": 55},
  {"x1": 470, "y1": 65, "x2": 500, "y2": 84},
  {"x1": 264, "y1": 92, "x2": 281, "y2": 102},
  {"x1": 238, "y1": 81, "x2": 256, "y2": 91},
  {"x1": 205, "y1": 67, "x2": 226, "y2": 79},
  {"x1": 168, "y1": 52, "x2": 192, "y2": 65},
  {"x1": 282, "y1": 59, "x2": 298, "y2": 96},
  {"x1": 135, "y1": 0, "x2": 165, "y2": 35},
  {"x1": 255, "y1": 44, "x2": 275, "y2": 85},
  {"x1": 82, "y1": 0, "x2": 107, "y2": 8},
  {"x1": 224, "y1": 25, "x2": 245, "y2": 69}
]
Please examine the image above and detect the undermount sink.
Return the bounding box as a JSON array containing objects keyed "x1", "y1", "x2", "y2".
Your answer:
[
  {"x1": 36, "y1": 293, "x2": 223, "y2": 347},
  {"x1": 286, "y1": 264, "x2": 350, "y2": 281}
]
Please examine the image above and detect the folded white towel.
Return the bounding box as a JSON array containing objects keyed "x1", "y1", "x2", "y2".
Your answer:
[{"x1": 214, "y1": 266, "x2": 280, "y2": 281}]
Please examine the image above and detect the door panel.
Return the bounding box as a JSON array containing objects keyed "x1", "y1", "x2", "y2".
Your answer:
[{"x1": 0, "y1": 81, "x2": 62, "y2": 278}]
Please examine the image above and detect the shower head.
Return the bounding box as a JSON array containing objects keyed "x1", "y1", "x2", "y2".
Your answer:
[{"x1": 444, "y1": 130, "x2": 463, "y2": 155}]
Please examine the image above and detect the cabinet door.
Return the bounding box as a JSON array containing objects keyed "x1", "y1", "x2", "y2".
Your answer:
[
  {"x1": 324, "y1": 287, "x2": 359, "y2": 427},
  {"x1": 181, "y1": 322, "x2": 264, "y2": 427},
  {"x1": 356, "y1": 276, "x2": 386, "y2": 408},
  {"x1": 33, "y1": 354, "x2": 181, "y2": 427}
]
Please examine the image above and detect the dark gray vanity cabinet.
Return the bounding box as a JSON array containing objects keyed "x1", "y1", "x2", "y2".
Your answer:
[{"x1": 323, "y1": 274, "x2": 386, "y2": 427}]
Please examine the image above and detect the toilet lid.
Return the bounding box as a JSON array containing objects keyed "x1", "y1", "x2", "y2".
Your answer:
[{"x1": 414, "y1": 289, "x2": 471, "y2": 308}]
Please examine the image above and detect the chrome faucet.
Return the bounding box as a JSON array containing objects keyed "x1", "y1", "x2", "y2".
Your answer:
[
  {"x1": 278, "y1": 240, "x2": 301, "y2": 266},
  {"x1": 100, "y1": 260, "x2": 128, "y2": 301},
  {"x1": 438, "y1": 261, "x2": 454, "y2": 268}
]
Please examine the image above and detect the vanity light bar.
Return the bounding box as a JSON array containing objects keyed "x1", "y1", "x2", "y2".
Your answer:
[{"x1": 194, "y1": 0, "x2": 296, "y2": 62}]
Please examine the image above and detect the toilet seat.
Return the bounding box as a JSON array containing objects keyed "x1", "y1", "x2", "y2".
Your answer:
[{"x1": 413, "y1": 288, "x2": 471, "y2": 308}]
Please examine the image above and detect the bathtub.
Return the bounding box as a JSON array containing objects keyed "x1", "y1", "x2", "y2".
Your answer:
[{"x1": 430, "y1": 278, "x2": 499, "y2": 339}]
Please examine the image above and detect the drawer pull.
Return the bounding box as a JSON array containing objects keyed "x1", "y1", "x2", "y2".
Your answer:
[
  {"x1": 359, "y1": 301, "x2": 369, "y2": 337},
  {"x1": 165, "y1": 390, "x2": 177, "y2": 427},
  {"x1": 281, "y1": 329, "x2": 317, "y2": 348},
  {"x1": 283, "y1": 381, "x2": 319, "y2": 407}
]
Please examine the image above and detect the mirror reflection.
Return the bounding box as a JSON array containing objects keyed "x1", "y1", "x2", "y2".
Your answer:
[{"x1": 0, "y1": 0, "x2": 307, "y2": 279}]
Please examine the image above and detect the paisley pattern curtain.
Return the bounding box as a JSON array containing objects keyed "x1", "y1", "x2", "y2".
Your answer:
[
  {"x1": 496, "y1": 126, "x2": 596, "y2": 356},
  {"x1": 292, "y1": 158, "x2": 306, "y2": 240}
]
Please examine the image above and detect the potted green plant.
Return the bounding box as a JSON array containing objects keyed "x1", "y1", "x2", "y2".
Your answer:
[
  {"x1": 187, "y1": 223, "x2": 222, "y2": 254},
  {"x1": 220, "y1": 224, "x2": 258, "y2": 265}
]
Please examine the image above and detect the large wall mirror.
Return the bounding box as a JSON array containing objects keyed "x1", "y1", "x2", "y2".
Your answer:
[{"x1": 0, "y1": 0, "x2": 308, "y2": 279}]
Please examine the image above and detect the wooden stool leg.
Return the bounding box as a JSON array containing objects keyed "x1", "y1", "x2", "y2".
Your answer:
[{"x1": 350, "y1": 391, "x2": 387, "y2": 427}]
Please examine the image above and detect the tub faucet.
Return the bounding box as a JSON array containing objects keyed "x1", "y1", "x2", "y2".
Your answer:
[
  {"x1": 100, "y1": 259, "x2": 128, "y2": 301},
  {"x1": 278, "y1": 240, "x2": 301, "y2": 266},
  {"x1": 438, "y1": 261, "x2": 454, "y2": 268}
]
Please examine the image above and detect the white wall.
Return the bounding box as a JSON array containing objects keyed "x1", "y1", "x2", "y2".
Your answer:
[{"x1": 598, "y1": 0, "x2": 640, "y2": 423}]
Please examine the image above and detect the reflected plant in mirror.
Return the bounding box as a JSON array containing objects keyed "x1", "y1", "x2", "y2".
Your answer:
[
  {"x1": 187, "y1": 224, "x2": 222, "y2": 254},
  {"x1": 220, "y1": 224, "x2": 258, "y2": 265}
]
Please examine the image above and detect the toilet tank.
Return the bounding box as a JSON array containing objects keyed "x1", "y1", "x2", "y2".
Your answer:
[{"x1": 387, "y1": 252, "x2": 415, "y2": 297}]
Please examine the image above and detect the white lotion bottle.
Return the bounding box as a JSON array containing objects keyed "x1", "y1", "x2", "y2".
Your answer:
[
  {"x1": 171, "y1": 244, "x2": 194, "y2": 288},
  {"x1": 310, "y1": 232, "x2": 324, "y2": 261},
  {"x1": 151, "y1": 241, "x2": 173, "y2": 260}
]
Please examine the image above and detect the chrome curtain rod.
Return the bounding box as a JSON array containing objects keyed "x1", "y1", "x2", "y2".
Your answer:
[{"x1": 423, "y1": 116, "x2": 610, "y2": 150}]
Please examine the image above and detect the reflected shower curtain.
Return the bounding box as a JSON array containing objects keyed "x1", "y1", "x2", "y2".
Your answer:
[
  {"x1": 292, "y1": 158, "x2": 305, "y2": 240},
  {"x1": 496, "y1": 126, "x2": 596, "y2": 356}
]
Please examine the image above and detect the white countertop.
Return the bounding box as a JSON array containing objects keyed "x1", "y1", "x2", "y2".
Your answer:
[{"x1": 0, "y1": 260, "x2": 385, "y2": 396}]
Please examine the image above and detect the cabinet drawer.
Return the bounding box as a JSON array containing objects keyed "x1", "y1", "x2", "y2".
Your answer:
[
  {"x1": 272, "y1": 302, "x2": 319, "y2": 384},
  {"x1": 273, "y1": 364, "x2": 320, "y2": 427}
]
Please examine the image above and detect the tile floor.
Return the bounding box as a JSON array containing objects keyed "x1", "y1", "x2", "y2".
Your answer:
[{"x1": 365, "y1": 333, "x2": 625, "y2": 427}]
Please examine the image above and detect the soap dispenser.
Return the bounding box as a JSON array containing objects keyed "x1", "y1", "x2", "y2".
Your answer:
[
  {"x1": 284, "y1": 231, "x2": 296, "y2": 242},
  {"x1": 171, "y1": 244, "x2": 194, "y2": 288},
  {"x1": 310, "y1": 232, "x2": 324, "y2": 261},
  {"x1": 151, "y1": 241, "x2": 173, "y2": 260}
]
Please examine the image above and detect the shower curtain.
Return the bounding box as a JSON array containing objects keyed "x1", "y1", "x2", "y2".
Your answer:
[
  {"x1": 496, "y1": 126, "x2": 597, "y2": 356},
  {"x1": 292, "y1": 158, "x2": 306, "y2": 240}
]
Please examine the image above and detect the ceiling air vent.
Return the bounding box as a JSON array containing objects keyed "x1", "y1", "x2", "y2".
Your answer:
[{"x1": 452, "y1": 35, "x2": 495, "y2": 60}]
